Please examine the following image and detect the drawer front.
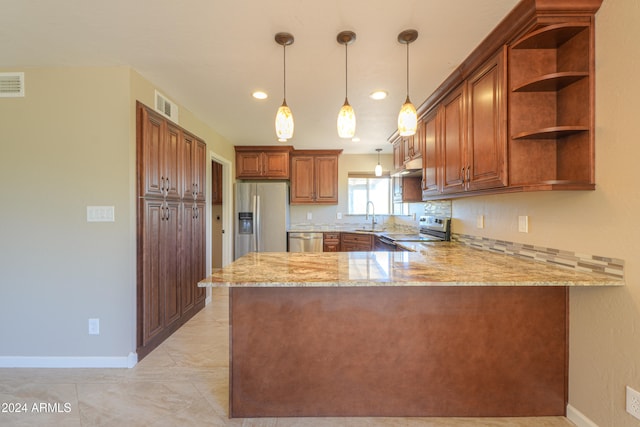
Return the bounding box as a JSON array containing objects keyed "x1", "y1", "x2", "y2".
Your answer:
[{"x1": 341, "y1": 233, "x2": 373, "y2": 244}]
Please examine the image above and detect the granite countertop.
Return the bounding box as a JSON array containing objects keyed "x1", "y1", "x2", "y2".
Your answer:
[{"x1": 198, "y1": 243, "x2": 624, "y2": 288}]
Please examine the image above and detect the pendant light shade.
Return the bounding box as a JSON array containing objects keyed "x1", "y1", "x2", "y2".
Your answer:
[
  {"x1": 397, "y1": 30, "x2": 418, "y2": 137},
  {"x1": 275, "y1": 100, "x2": 294, "y2": 141},
  {"x1": 275, "y1": 32, "x2": 294, "y2": 141},
  {"x1": 336, "y1": 31, "x2": 356, "y2": 139},
  {"x1": 374, "y1": 148, "x2": 383, "y2": 177}
]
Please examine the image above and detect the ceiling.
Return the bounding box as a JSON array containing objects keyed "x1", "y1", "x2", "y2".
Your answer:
[{"x1": 0, "y1": 0, "x2": 519, "y2": 154}]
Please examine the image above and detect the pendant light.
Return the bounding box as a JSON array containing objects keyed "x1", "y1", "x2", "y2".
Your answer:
[
  {"x1": 397, "y1": 29, "x2": 418, "y2": 137},
  {"x1": 275, "y1": 32, "x2": 294, "y2": 141},
  {"x1": 374, "y1": 148, "x2": 383, "y2": 177},
  {"x1": 336, "y1": 31, "x2": 356, "y2": 139}
]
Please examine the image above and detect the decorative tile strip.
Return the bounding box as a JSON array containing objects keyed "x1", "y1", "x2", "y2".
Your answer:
[{"x1": 453, "y1": 233, "x2": 624, "y2": 279}]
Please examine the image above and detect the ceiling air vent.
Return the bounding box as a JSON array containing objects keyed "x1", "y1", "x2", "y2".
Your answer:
[
  {"x1": 154, "y1": 90, "x2": 179, "y2": 123},
  {"x1": 0, "y1": 72, "x2": 25, "y2": 97}
]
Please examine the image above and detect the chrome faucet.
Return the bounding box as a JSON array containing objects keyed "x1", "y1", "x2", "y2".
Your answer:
[{"x1": 365, "y1": 201, "x2": 376, "y2": 230}]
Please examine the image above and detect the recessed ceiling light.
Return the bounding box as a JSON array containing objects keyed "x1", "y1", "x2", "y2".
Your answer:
[
  {"x1": 252, "y1": 91, "x2": 268, "y2": 100},
  {"x1": 369, "y1": 90, "x2": 388, "y2": 100}
]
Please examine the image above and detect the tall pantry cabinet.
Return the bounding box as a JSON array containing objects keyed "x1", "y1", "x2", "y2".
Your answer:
[{"x1": 136, "y1": 101, "x2": 207, "y2": 360}]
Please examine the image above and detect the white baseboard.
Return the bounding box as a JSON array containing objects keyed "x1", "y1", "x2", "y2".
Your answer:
[
  {"x1": 0, "y1": 352, "x2": 138, "y2": 369},
  {"x1": 567, "y1": 404, "x2": 600, "y2": 427}
]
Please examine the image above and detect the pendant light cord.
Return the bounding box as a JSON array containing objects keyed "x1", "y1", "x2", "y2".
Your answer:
[
  {"x1": 406, "y1": 42, "x2": 410, "y2": 97},
  {"x1": 345, "y1": 42, "x2": 348, "y2": 99},
  {"x1": 283, "y1": 44, "x2": 287, "y2": 100}
]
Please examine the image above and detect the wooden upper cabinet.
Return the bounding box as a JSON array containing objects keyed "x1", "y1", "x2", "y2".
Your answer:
[
  {"x1": 182, "y1": 132, "x2": 207, "y2": 201},
  {"x1": 421, "y1": 108, "x2": 440, "y2": 198},
  {"x1": 466, "y1": 48, "x2": 508, "y2": 191},
  {"x1": 440, "y1": 84, "x2": 466, "y2": 195},
  {"x1": 290, "y1": 150, "x2": 342, "y2": 204},
  {"x1": 392, "y1": 138, "x2": 403, "y2": 172},
  {"x1": 508, "y1": 21, "x2": 595, "y2": 189},
  {"x1": 393, "y1": 1, "x2": 600, "y2": 200},
  {"x1": 139, "y1": 106, "x2": 181, "y2": 199},
  {"x1": 137, "y1": 103, "x2": 206, "y2": 201},
  {"x1": 235, "y1": 146, "x2": 293, "y2": 179}
]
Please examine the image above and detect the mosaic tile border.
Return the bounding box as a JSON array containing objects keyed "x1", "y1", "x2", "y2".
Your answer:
[{"x1": 453, "y1": 233, "x2": 625, "y2": 279}]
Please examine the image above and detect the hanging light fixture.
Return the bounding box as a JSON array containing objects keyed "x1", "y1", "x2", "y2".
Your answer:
[
  {"x1": 275, "y1": 32, "x2": 294, "y2": 141},
  {"x1": 336, "y1": 31, "x2": 356, "y2": 139},
  {"x1": 374, "y1": 148, "x2": 383, "y2": 177},
  {"x1": 397, "y1": 29, "x2": 418, "y2": 137}
]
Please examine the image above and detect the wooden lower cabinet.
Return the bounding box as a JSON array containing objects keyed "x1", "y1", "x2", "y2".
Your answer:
[
  {"x1": 140, "y1": 199, "x2": 181, "y2": 345},
  {"x1": 340, "y1": 233, "x2": 373, "y2": 252},
  {"x1": 323, "y1": 232, "x2": 340, "y2": 252}
]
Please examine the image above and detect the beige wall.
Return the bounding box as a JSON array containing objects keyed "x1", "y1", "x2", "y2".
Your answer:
[
  {"x1": 452, "y1": 1, "x2": 640, "y2": 425},
  {"x1": 0, "y1": 67, "x2": 234, "y2": 361}
]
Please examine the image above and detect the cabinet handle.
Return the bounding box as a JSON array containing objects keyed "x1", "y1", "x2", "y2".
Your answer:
[
  {"x1": 165, "y1": 178, "x2": 170, "y2": 196},
  {"x1": 161, "y1": 176, "x2": 165, "y2": 193},
  {"x1": 466, "y1": 166, "x2": 470, "y2": 183},
  {"x1": 166, "y1": 204, "x2": 170, "y2": 221},
  {"x1": 461, "y1": 168, "x2": 465, "y2": 184}
]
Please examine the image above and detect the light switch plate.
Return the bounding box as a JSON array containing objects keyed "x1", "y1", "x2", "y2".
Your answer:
[
  {"x1": 476, "y1": 215, "x2": 484, "y2": 229},
  {"x1": 87, "y1": 206, "x2": 115, "y2": 222}
]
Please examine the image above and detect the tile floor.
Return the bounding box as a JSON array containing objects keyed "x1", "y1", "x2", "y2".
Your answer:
[{"x1": 0, "y1": 287, "x2": 576, "y2": 426}]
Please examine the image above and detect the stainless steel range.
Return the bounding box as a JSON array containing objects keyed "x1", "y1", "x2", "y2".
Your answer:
[{"x1": 375, "y1": 215, "x2": 451, "y2": 251}]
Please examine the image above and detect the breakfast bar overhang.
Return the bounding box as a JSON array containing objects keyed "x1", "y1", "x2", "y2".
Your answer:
[{"x1": 199, "y1": 246, "x2": 623, "y2": 418}]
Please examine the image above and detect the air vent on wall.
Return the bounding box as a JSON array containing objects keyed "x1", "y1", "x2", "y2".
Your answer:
[
  {"x1": 154, "y1": 90, "x2": 179, "y2": 123},
  {"x1": 0, "y1": 72, "x2": 25, "y2": 97}
]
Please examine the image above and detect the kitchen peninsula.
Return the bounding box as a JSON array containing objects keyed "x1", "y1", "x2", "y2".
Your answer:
[{"x1": 199, "y1": 244, "x2": 622, "y2": 418}]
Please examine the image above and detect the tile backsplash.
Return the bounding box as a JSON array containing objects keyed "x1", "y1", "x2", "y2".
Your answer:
[{"x1": 453, "y1": 233, "x2": 625, "y2": 279}]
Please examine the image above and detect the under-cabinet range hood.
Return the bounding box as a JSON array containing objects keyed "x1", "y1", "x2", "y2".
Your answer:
[{"x1": 392, "y1": 157, "x2": 422, "y2": 177}]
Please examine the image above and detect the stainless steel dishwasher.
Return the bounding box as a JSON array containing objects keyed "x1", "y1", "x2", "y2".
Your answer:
[{"x1": 288, "y1": 232, "x2": 324, "y2": 252}]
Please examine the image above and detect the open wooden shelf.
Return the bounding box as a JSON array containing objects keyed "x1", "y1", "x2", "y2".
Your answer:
[
  {"x1": 512, "y1": 126, "x2": 589, "y2": 140},
  {"x1": 513, "y1": 72, "x2": 589, "y2": 92},
  {"x1": 511, "y1": 23, "x2": 589, "y2": 49}
]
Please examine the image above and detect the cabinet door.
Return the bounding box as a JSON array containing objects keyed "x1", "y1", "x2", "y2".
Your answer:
[
  {"x1": 263, "y1": 151, "x2": 289, "y2": 178},
  {"x1": 193, "y1": 201, "x2": 207, "y2": 304},
  {"x1": 314, "y1": 155, "x2": 339, "y2": 204},
  {"x1": 141, "y1": 199, "x2": 164, "y2": 344},
  {"x1": 422, "y1": 109, "x2": 440, "y2": 197},
  {"x1": 392, "y1": 139, "x2": 403, "y2": 172},
  {"x1": 163, "y1": 200, "x2": 181, "y2": 329},
  {"x1": 180, "y1": 202, "x2": 195, "y2": 314},
  {"x1": 290, "y1": 156, "x2": 315, "y2": 203},
  {"x1": 466, "y1": 48, "x2": 508, "y2": 191},
  {"x1": 142, "y1": 199, "x2": 181, "y2": 344},
  {"x1": 236, "y1": 152, "x2": 262, "y2": 178},
  {"x1": 140, "y1": 108, "x2": 165, "y2": 198},
  {"x1": 192, "y1": 138, "x2": 207, "y2": 201},
  {"x1": 164, "y1": 123, "x2": 182, "y2": 199},
  {"x1": 440, "y1": 85, "x2": 466, "y2": 194}
]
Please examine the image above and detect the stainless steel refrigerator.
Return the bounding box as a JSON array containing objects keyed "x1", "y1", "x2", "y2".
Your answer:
[{"x1": 235, "y1": 182, "x2": 289, "y2": 259}]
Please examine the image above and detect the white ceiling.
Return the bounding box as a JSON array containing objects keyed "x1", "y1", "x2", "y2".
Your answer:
[{"x1": 0, "y1": 0, "x2": 519, "y2": 154}]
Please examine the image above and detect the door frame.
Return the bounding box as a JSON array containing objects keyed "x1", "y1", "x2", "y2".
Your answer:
[{"x1": 208, "y1": 150, "x2": 234, "y2": 279}]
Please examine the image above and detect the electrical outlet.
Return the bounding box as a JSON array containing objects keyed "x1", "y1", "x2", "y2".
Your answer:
[
  {"x1": 476, "y1": 215, "x2": 484, "y2": 229},
  {"x1": 627, "y1": 386, "x2": 640, "y2": 420},
  {"x1": 336, "y1": 212, "x2": 342, "y2": 220},
  {"x1": 518, "y1": 215, "x2": 529, "y2": 233},
  {"x1": 88, "y1": 318, "x2": 100, "y2": 335},
  {"x1": 306, "y1": 212, "x2": 312, "y2": 220}
]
